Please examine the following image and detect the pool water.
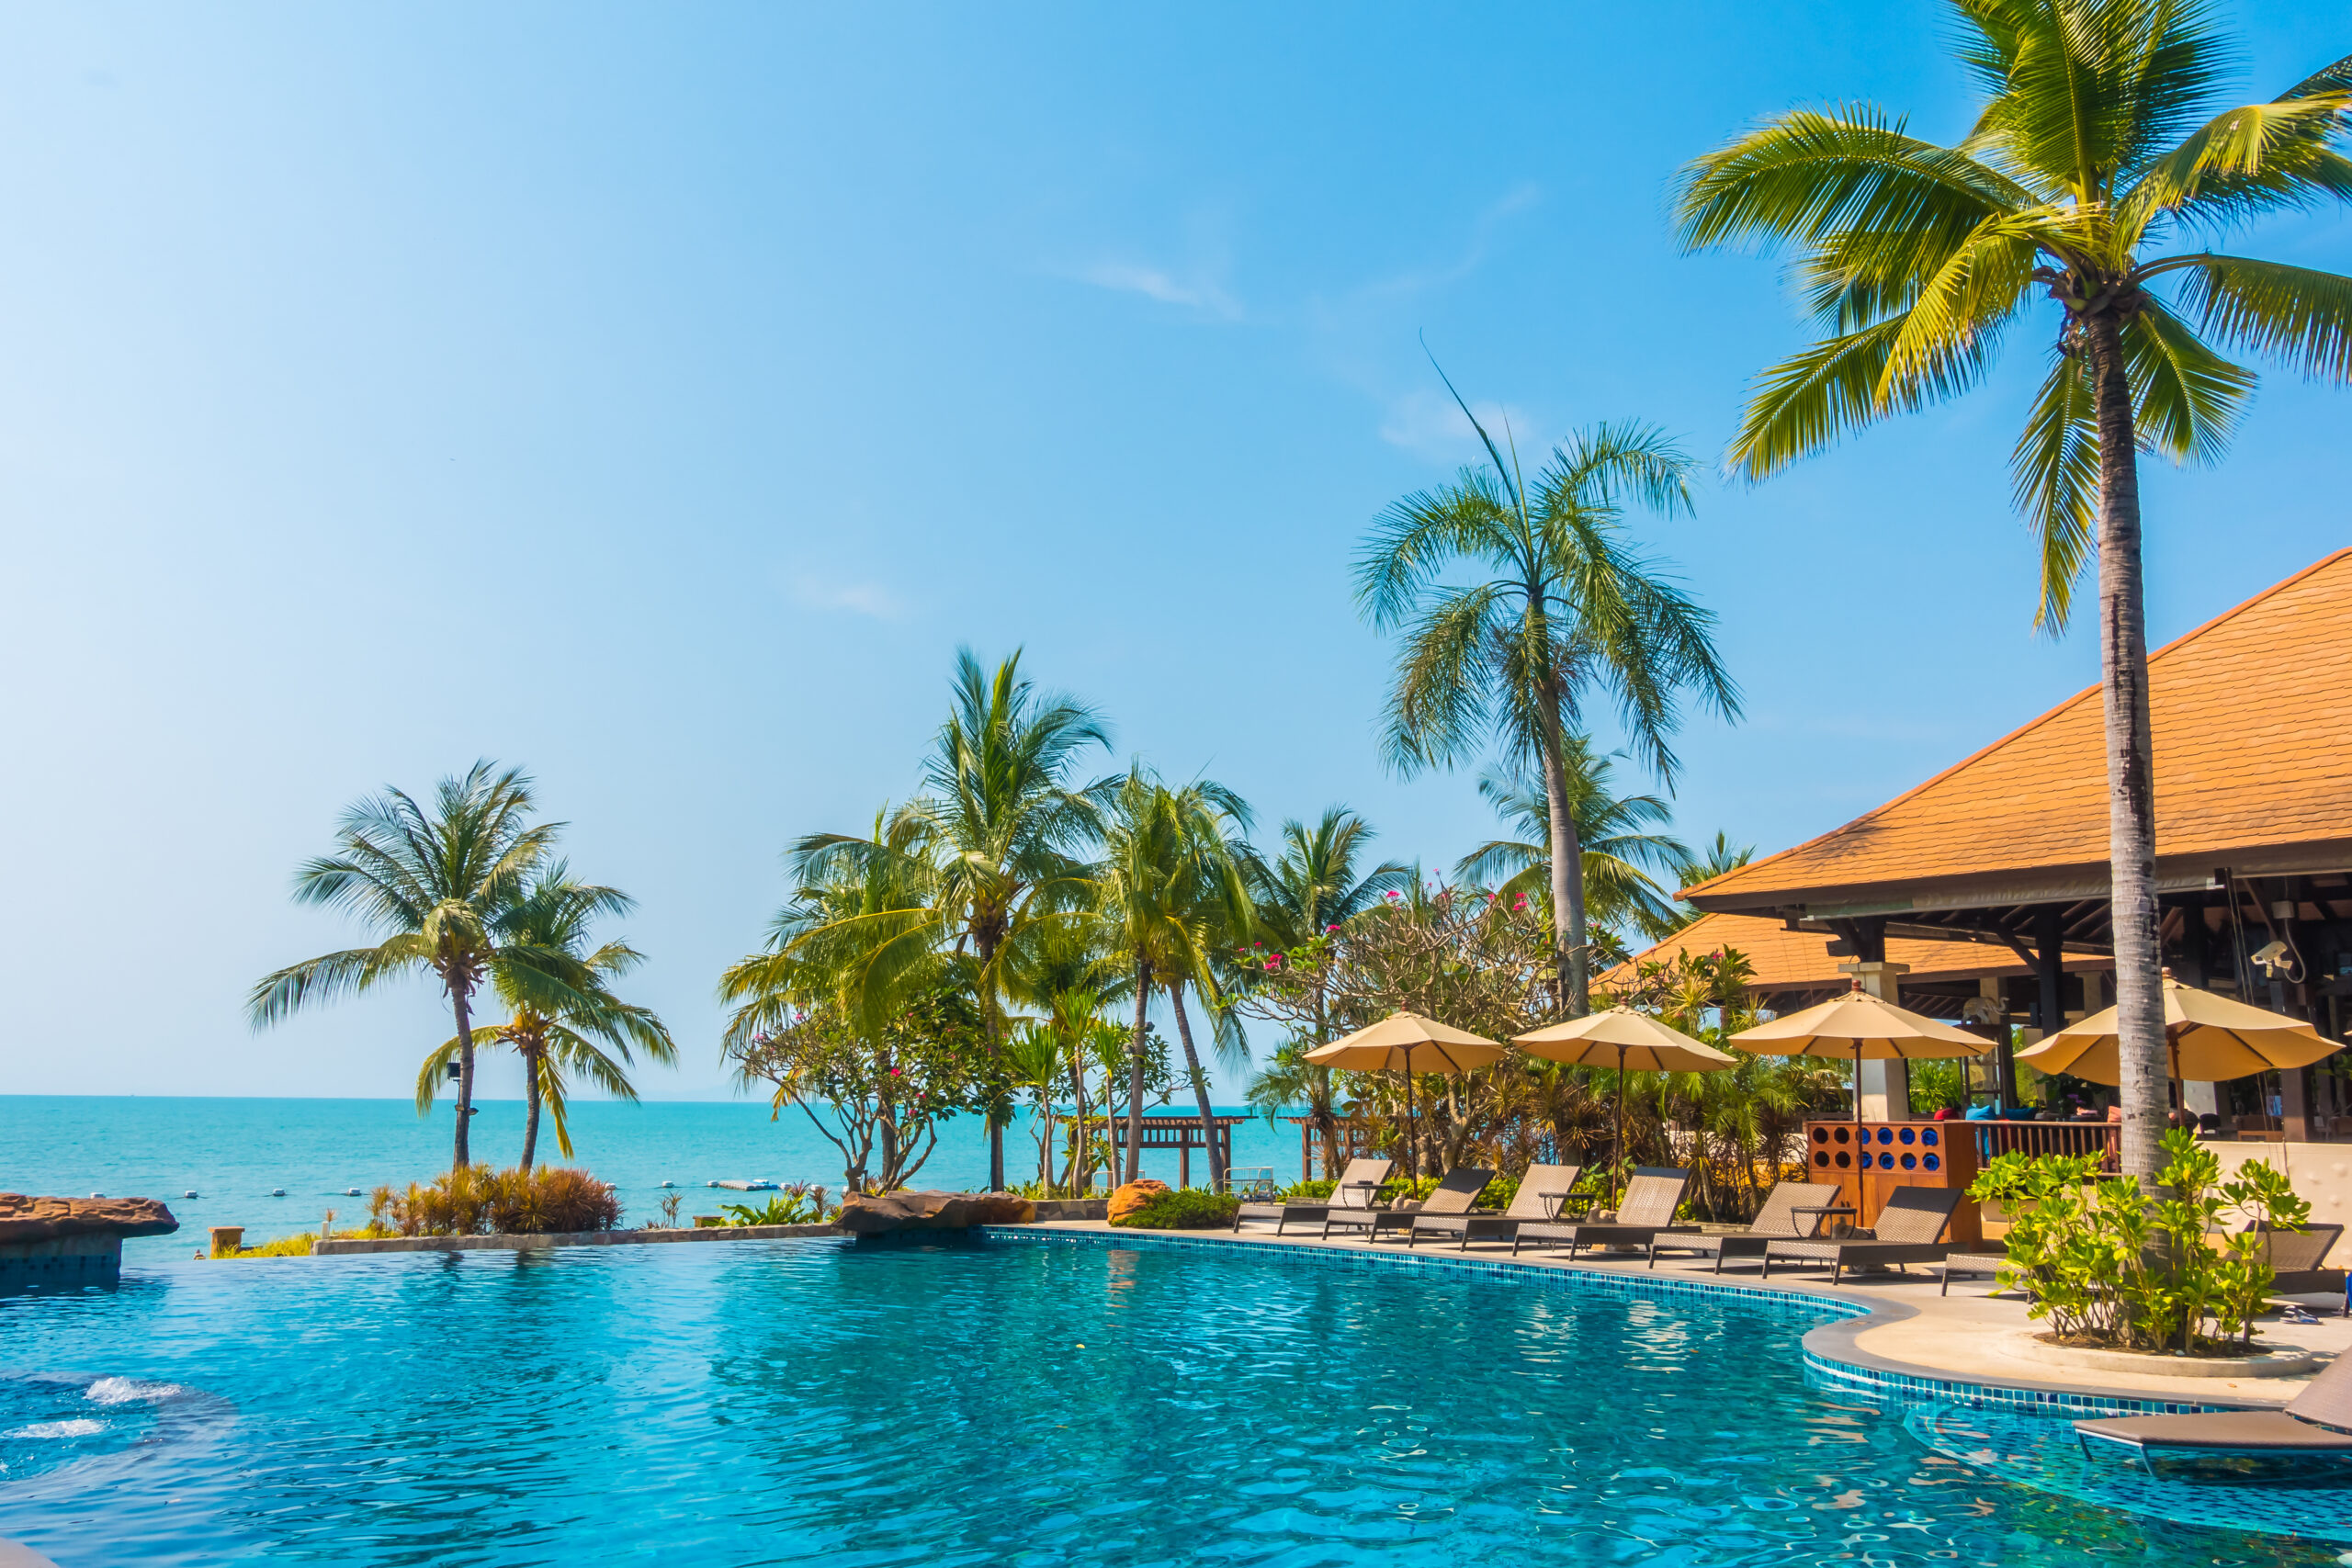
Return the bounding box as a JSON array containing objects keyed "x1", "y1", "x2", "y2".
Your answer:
[{"x1": 0, "y1": 1235, "x2": 2338, "y2": 1566}]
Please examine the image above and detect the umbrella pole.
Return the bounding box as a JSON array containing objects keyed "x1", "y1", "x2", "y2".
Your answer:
[
  {"x1": 1613, "y1": 1045, "x2": 1627, "y2": 1200},
  {"x1": 1853, "y1": 1043, "x2": 1863, "y2": 1124},
  {"x1": 1404, "y1": 1065, "x2": 1417, "y2": 1184}
]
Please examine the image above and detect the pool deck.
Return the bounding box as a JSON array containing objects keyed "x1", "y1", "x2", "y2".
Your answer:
[{"x1": 1020, "y1": 1220, "x2": 2348, "y2": 1414}]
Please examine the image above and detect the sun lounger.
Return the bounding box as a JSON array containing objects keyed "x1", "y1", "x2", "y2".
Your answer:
[
  {"x1": 1325, "y1": 1166, "x2": 1495, "y2": 1242},
  {"x1": 1510, "y1": 1166, "x2": 1696, "y2": 1258},
  {"x1": 2074, "y1": 1350, "x2": 2352, "y2": 1475},
  {"x1": 1646, "y1": 1179, "x2": 1846, "y2": 1271},
  {"x1": 1407, "y1": 1163, "x2": 1582, "y2": 1250},
  {"x1": 1230, "y1": 1157, "x2": 1393, "y2": 1235},
  {"x1": 1932, "y1": 1252, "x2": 2018, "y2": 1296},
  {"x1": 1759, "y1": 1187, "x2": 1960, "y2": 1283},
  {"x1": 2256, "y1": 1223, "x2": 2346, "y2": 1313}
]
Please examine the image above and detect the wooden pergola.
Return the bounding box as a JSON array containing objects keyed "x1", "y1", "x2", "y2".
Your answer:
[
  {"x1": 1283, "y1": 1116, "x2": 1378, "y2": 1180},
  {"x1": 1105, "y1": 1113, "x2": 1250, "y2": 1190}
]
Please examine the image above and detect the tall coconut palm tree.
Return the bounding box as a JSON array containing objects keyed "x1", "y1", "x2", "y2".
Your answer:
[
  {"x1": 1357, "y1": 409, "x2": 1739, "y2": 1018},
  {"x1": 796, "y1": 649, "x2": 1107, "y2": 1190},
  {"x1": 250, "y1": 761, "x2": 558, "y2": 1169},
  {"x1": 418, "y1": 866, "x2": 677, "y2": 1169},
  {"x1": 1084, "y1": 766, "x2": 1254, "y2": 1188},
  {"x1": 1240, "y1": 807, "x2": 1412, "y2": 1177},
  {"x1": 1675, "y1": 3, "x2": 2352, "y2": 1179},
  {"x1": 1454, "y1": 739, "x2": 1694, "y2": 942}
]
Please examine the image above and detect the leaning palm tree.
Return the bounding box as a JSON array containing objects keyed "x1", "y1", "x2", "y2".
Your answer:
[
  {"x1": 1455, "y1": 739, "x2": 1693, "y2": 942},
  {"x1": 250, "y1": 761, "x2": 558, "y2": 1169},
  {"x1": 1083, "y1": 765, "x2": 1255, "y2": 1188},
  {"x1": 419, "y1": 866, "x2": 677, "y2": 1169},
  {"x1": 1357, "y1": 411, "x2": 1739, "y2": 1017},
  {"x1": 1675, "y1": 3, "x2": 2352, "y2": 1179},
  {"x1": 797, "y1": 649, "x2": 1107, "y2": 1190}
]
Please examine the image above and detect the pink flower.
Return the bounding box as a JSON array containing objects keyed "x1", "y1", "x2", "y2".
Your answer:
[
  {"x1": 1385, "y1": 890, "x2": 1401, "y2": 900},
  {"x1": 1264, "y1": 954, "x2": 1283, "y2": 972},
  {"x1": 1325, "y1": 924, "x2": 1340, "y2": 934},
  {"x1": 888, "y1": 1067, "x2": 902, "y2": 1077}
]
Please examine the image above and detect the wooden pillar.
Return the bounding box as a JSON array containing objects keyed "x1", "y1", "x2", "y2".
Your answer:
[
  {"x1": 2034, "y1": 906, "x2": 2066, "y2": 1038},
  {"x1": 1179, "y1": 1130, "x2": 1191, "y2": 1190},
  {"x1": 1981, "y1": 976, "x2": 2018, "y2": 1108}
]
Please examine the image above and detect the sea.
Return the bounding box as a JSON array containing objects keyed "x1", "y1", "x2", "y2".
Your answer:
[{"x1": 1, "y1": 1096, "x2": 1307, "y2": 1257}]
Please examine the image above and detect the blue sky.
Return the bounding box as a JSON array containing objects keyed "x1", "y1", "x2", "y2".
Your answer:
[{"x1": 1, "y1": 2, "x2": 2345, "y2": 1104}]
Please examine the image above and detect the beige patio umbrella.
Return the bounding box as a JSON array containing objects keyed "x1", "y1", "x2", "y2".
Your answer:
[
  {"x1": 2014, "y1": 970, "x2": 2337, "y2": 1092},
  {"x1": 1515, "y1": 1008, "x2": 1736, "y2": 1172},
  {"x1": 1306, "y1": 1012, "x2": 1504, "y2": 1180},
  {"x1": 1729, "y1": 982, "x2": 1992, "y2": 1122}
]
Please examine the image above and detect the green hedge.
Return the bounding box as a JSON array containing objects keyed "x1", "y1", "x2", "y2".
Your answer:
[{"x1": 1110, "y1": 1188, "x2": 1242, "y2": 1230}]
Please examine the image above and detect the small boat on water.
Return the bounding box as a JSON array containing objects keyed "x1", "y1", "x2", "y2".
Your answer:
[{"x1": 710, "y1": 1179, "x2": 778, "y2": 1191}]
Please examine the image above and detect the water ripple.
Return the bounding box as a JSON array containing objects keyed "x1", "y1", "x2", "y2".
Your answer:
[{"x1": 0, "y1": 1238, "x2": 2335, "y2": 1565}]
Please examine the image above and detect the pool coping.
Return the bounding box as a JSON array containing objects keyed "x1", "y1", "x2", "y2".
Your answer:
[
  {"x1": 979, "y1": 1224, "x2": 2271, "y2": 1419},
  {"x1": 311, "y1": 1223, "x2": 845, "y2": 1255}
]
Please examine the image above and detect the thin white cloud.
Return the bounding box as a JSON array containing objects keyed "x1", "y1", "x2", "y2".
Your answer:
[
  {"x1": 1352, "y1": 183, "x2": 1542, "y2": 304},
  {"x1": 1071, "y1": 259, "x2": 1241, "y2": 321},
  {"x1": 788, "y1": 575, "x2": 907, "y2": 621},
  {"x1": 1378, "y1": 388, "x2": 1544, "y2": 463}
]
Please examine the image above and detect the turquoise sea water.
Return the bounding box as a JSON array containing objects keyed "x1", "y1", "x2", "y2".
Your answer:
[
  {"x1": 1, "y1": 1235, "x2": 2337, "y2": 1567},
  {"x1": 0, "y1": 1097, "x2": 1304, "y2": 1253}
]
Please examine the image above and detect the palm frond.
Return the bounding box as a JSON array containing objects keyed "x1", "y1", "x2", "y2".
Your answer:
[
  {"x1": 2008, "y1": 344, "x2": 2101, "y2": 631},
  {"x1": 2174, "y1": 254, "x2": 2352, "y2": 381}
]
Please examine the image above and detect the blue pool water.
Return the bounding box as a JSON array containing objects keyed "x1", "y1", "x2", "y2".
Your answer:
[{"x1": 2, "y1": 1235, "x2": 2341, "y2": 1566}]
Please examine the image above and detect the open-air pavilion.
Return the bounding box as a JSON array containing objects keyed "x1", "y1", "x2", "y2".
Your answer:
[{"x1": 1668, "y1": 548, "x2": 2352, "y2": 1145}]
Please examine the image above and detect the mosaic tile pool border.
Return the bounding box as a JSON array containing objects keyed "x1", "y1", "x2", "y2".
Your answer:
[
  {"x1": 981, "y1": 1226, "x2": 2256, "y2": 1421},
  {"x1": 1801, "y1": 1349, "x2": 2244, "y2": 1416},
  {"x1": 980, "y1": 1224, "x2": 1871, "y2": 1322}
]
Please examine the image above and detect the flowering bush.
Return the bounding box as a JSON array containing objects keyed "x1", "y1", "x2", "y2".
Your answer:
[{"x1": 724, "y1": 983, "x2": 983, "y2": 1194}]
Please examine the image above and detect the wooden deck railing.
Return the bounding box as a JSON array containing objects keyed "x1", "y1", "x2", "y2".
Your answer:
[{"x1": 1966, "y1": 1122, "x2": 2117, "y2": 1163}]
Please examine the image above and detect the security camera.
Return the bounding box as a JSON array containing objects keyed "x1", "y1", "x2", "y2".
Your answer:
[{"x1": 2250, "y1": 939, "x2": 2290, "y2": 976}]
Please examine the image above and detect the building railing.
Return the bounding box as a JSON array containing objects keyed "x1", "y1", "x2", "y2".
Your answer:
[{"x1": 1968, "y1": 1121, "x2": 2116, "y2": 1165}]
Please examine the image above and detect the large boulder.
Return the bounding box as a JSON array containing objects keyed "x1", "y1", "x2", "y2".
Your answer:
[
  {"x1": 1105, "y1": 1180, "x2": 1170, "y2": 1225},
  {"x1": 835, "y1": 1190, "x2": 1035, "y2": 1235},
  {"x1": 0, "y1": 1195, "x2": 179, "y2": 1245}
]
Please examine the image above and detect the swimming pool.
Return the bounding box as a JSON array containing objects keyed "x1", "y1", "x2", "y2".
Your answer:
[{"x1": 0, "y1": 1235, "x2": 2337, "y2": 1566}]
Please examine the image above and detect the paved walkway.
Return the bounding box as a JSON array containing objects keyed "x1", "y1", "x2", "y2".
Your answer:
[{"x1": 1027, "y1": 1220, "x2": 2347, "y2": 1408}]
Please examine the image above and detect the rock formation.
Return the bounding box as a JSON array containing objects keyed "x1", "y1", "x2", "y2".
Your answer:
[
  {"x1": 834, "y1": 1190, "x2": 1035, "y2": 1235},
  {"x1": 1104, "y1": 1179, "x2": 1170, "y2": 1224},
  {"x1": 0, "y1": 1195, "x2": 178, "y2": 1244}
]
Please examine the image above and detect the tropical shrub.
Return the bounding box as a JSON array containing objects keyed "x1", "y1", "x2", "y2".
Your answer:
[
  {"x1": 370, "y1": 1165, "x2": 622, "y2": 1237},
  {"x1": 722, "y1": 984, "x2": 983, "y2": 1196},
  {"x1": 1283, "y1": 1179, "x2": 1337, "y2": 1201},
  {"x1": 718, "y1": 1184, "x2": 836, "y2": 1226},
  {"x1": 1971, "y1": 1130, "x2": 2311, "y2": 1353},
  {"x1": 1110, "y1": 1188, "x2": 1241, "y2": 1230}
]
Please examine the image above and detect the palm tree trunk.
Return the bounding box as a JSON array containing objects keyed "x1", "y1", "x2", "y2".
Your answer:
[
  {"x1": 1123, "y1": 958, "x2": 1152, "y2": 1183},
  {"x1": 2086, "y1": 310, "x2": 2167, "y2": 1185},
  {"x1": 1312, "y1": 990, "x2": 1340, "y2": 1179},
  {"x1": 977, "y1": 932, "x2": 1006, "y2": 1193},
  {"x1": 1533, "y1": 679, "x2": 1591, "y2": 1017},
  {"x1": 520, "y1": 1044, "x2": 542, "y2": 1171},
  {"x1": 1067, "y1": 1052, "x2": 1088, "y2": 1196},
  {"x1": 449, "y1": 983, "x2": 476, "y2": 1170},
  {"x1": 1168, "y1": 984, "x2": 1223, "y2": 1191}
]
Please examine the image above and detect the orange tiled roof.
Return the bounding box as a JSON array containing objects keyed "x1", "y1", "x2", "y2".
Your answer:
[
  {"x1": 1599, "y1": 911, "x2": 2102, "y2": 996},
  {"x1": 1684, "y1": 549, "x2": 2352, "y2": 914}
]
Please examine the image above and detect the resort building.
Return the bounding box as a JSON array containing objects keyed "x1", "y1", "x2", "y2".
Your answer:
[{"x1": 1653, "y1": 548, "x2": 2352, "y2": 1143}]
